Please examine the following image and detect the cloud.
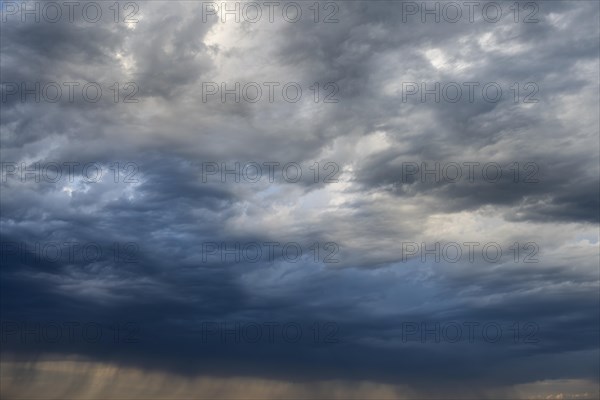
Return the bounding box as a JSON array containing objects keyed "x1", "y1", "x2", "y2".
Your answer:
[{"x1": 1, "y1": 0, "x2": 599, "y2": 397}]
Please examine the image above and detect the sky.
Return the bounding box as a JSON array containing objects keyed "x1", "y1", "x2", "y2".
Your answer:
[{"x1": 0, "y1": 1, "x2": 599, "y2": 399}]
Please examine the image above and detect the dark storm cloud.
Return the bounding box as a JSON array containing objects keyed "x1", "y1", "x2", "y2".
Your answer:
[
  {"x1": 353, "y1": 152, "x2": 600, "y2": 223},
  {"x1": 1, "y1": 0, "x2": 599, "y2": 397}
]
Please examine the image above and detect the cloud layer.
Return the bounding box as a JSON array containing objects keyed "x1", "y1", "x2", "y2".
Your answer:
[{"x1": 1, "y1": 1, "x2": 599, "y2": 398}]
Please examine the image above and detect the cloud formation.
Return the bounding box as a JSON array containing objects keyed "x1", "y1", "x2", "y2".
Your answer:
[{"x1": 1, "y1": 1, "x2": 599, "y2": 398}]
